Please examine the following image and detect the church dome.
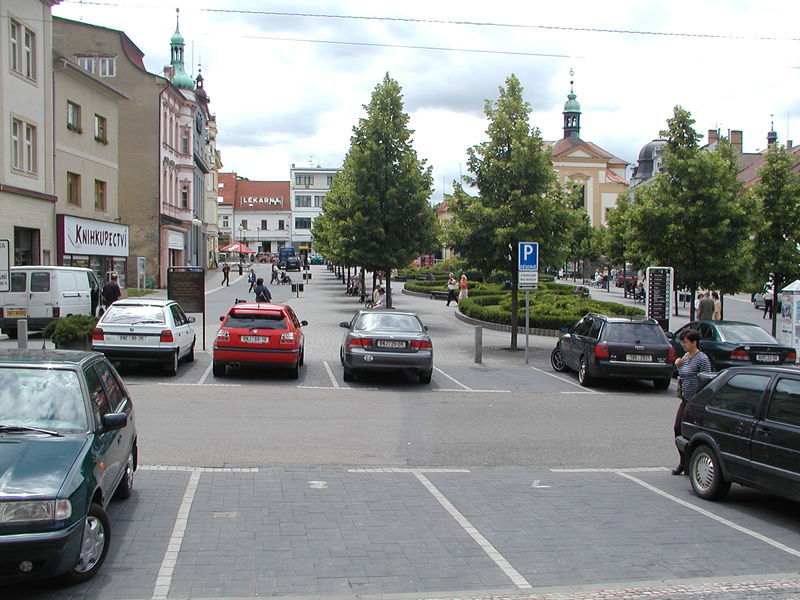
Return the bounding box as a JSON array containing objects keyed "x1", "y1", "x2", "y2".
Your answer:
[
  {"x1": 637, "y1": 139, "x2": 666, "y2": 162},
  {"x1": 564, "y1": 91, "x2": 580, "y2": 113}
]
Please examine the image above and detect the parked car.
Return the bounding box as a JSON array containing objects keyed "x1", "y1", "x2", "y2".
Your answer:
[
  {"x1": 572, "y1": 285, "x2": 591, "y2": 298},
  {"x1": 91, "y1": 298, "x2": 196, "y2": 375},
  {"x1": 309, "y1": 254, "x2": 325, "y2": 265},
  {"x1": 285, "y1": 256, "x2": 302, "y2": 271},
  {"x1": 668, "y1": 320, "x2": 795, "y2": 370},
  {"x1": 213, "y1": 302, "x2": 307, "y2": 378},
  {"x1": 550, "y1": 313, "x2": 675, "y2": 388},
  {"x1": 677, "y1": 366, "x2": 800, "y2": 502},
  {"x1": 339, "y1": 309, "x2": 433, "y2": 383},
  {"x1": 0, "y1": 349, "x2": 137, "y2": 584}
]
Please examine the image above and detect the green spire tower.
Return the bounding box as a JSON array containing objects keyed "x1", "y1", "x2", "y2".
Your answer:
[
  {"x1": 169, "y1": 8, "x2": 194, "y2": 90},
  {"x1": 563, "y1": 69, "x2": 581, "y2": 139}
]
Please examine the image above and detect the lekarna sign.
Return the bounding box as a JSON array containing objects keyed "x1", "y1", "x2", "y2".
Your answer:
[
  {"x1": 518, "y1": 242, "x2": 538, "y2": 289},
  {"x1": 0, "y1": 239, "x2": 9, "y2": 293}
]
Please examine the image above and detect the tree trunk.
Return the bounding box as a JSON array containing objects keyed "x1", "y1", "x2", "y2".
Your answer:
[
  {"x1": 385, "y1": 265, "x2": 392, "y2": 308},
  {"x1": 689, "y1": 285, "x2": 696, "y2": 321}
]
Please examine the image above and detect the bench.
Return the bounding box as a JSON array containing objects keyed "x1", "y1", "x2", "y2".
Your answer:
[{"x1": 429, "y1": 290, "x2": 449, "y2": 300}]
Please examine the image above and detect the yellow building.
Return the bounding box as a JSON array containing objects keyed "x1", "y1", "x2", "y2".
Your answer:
[{"x1": 549, "y1": 80, "x2": 629, "y2": 227}]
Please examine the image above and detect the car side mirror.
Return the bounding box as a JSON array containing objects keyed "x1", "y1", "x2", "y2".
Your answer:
[
  {"x1": 101, "y1": 412, "x2": 127, "y2": 432},
  {"x1": 188, "y1": 316, "x2": 196, "y2": 323},
  {"x1": 424, "y1": 325, "x2": 428, "y2": 331},
  {"x1": 339, "y1": 322, "x2": 349, "y2": 328},
  {"x1": 300, "y1": 320, "x2": 308, "y2": 326},
  {"x1": 665, "y1": 331, "x2": 675, "y2": 339}
]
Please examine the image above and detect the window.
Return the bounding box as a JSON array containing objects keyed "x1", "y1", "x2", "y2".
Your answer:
[
  {"x1": 98, "y1": 57, "x2": 116, "y2": 77},
  {"x1": 181, "y1": 130, "x2": 189, "y2": 155},
  {"x1": 278, "y1": 220, "x2": 285, "y2": 231},
  {"x1": 67, "y1": 172, "x2": 81, "y2": 206},
  {"x1": 94, "y1": 114, "x2": 107, "y2": 143},
  {"x1": 587, "y1": 320, "x2": 602, "y2": 339},
  {"x1": 11, "y1": 119, "x2": 37, "y2": 174},
  {"x1": 170, "y1": 304, "x2": 187, "y2": 326},
  {"x1": 766, "y1": 379, "x2": 800, "y2": 427},
  {"x1": 261, "y1": 219, "x2": 268, "y2": 230},
  {"x1": 180, "y1": 186, "x2": 189, "y2": 209},
  {"x1": 84, "y1": 365, "x2": 109, "y2": 418},
  {"x1": 24, "y1": 28, "x2": 34, "y2": 79},
  {"x1": 327, "y1": 175, "x2": 334, "y2": 186},
  {"x1": 93, "y1": 362, "x2": 125, "y2": 412},
  {"x1": 240, "y1": 219, "x2": 248, "y2": 230},
  {"x1": 295, "y1": 217, "x2": 312, "y2": 230},
  {"x1": 77, "y1": 56, "x2": 94, "y2": 74},
  {"x1": 10, "y1": 272, "x2": 26, "y2": 292},
  {"x1": 10, "y1": 20, "x2": 19, "y2": 72},
  {"x1": 67, "y1": 102, "x2": 81, "y2": 132},
  {"x1": 573, "y1": 318, "x2": 593, "y2": 336},
  {"x1": 314, "y1": 195, "x2": 325, "y2": 207},
  {"x1": 30, "y1": 272, "x2": 50, "y2": 292},
  {"x1": 95, "y1": 180, "x2": 107, "y2": 211},
  {"x1": 710, "y1": 373, "x2": 770, "y2": 416},
  {"x1": 295, "y1": 174, "x2": 314, "y2": 186},
  {"x1": 295, "y1": 195, "x2": 312, "y2": 207},
  {"x1": 221, "y1": 216, "x2": 229, "y2": 228},
  {"x1": 9, "y1": 20, "x2": 36, "y2": 80}
]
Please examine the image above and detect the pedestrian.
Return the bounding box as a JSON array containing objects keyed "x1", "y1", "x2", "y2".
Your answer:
[
  {"x1": 101, "y1": 273, "x2": 122, "y2": 310},
  {"x1": 270, "y1": 261, "x2": 279, "y2": 285},
  {"x1": 373, "y1": 286, "x2": 386, "y2": 307},
  {"x1": 672, "y1": 329, "x2": 712, "y2": 475},
  {"x1": 238, "y1": 262, "x2": 243, "y2": 276},
  {"x1": 221, "y1": 263, "x2": 230, "y2": 286},
  {"x1": 247, "y1": 268, "x2": 257, "y2": 293},
  {"x1": 446, "y1": 273, "x2": 458, "y2": 306},
  {"x1": 763, "y1": 285, "x2": 774, "y2": 319},
  {"x1": 372, "y1": 285, "x2": 382, "y2": 306},
  {"x1": 253, "y1": 278, "x2": 272, "y2": 303},
  {"x1": 697, "y1": 291, "x2": 715, "y2": 320},
  {"x1": 458, "y1": 274, "x2": 469, "y2": 301},
  {"x1": 711, "y1": 291, "x2": 721, "y2": 321}
]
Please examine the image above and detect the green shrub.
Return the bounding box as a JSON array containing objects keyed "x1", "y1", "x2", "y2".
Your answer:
[{"x1": 43, "y1": 314, "x2": 98, "y2": 345}]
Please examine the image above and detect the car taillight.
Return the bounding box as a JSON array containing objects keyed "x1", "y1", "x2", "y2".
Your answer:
[
  {"x1": 280, "y1": 331, "x2": 296, "y2": 345},
  {"x1": 216, "y1": 329, "x2": 229, "y2": 341},
  {"x1": 52, "y1": 307, "x2": 60, "y2": 318},
  {"x1": 730, "y1": 349, "x2": 749, "y2": 361},
  {"x1": 667, "y1": 346, "x2": 676, "y2": 361},
  {"x1": 787, "y1": 351, "x2": 796, "y2": 363},
  {"x1": 410, "y1": 340, "x2": 432, "y2": 349},
  {"x1": 594, "y1": 343, "x2": 610, "y2": 358},
  {"x1": 160, "y1": 330, "x2": 174, "y2": 343},
  {"x1": 91, "y1": 328, "x2": 104, "y2": 341},
  {"x1": 348, "y1": 337, "x2": 372, "y2": 348}
]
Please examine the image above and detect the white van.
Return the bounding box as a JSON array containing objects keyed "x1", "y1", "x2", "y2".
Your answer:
[{"x1": 0, "y1": 266, "x2": 101, "y2": 338}]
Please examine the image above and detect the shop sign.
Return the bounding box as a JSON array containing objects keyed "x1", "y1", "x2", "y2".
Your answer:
[
  {"x1": 168, "y1": 231, "x2": 185, "y2": 250},
  {"x1": 63, "y1": 215, "x2": 129, "y2": 257}
]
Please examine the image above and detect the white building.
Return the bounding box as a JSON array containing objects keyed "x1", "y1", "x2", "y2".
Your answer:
[{"x1": 289, "y1": 165, "x2": 339, "y2": 253}]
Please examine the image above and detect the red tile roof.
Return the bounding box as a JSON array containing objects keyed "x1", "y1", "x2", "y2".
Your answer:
[
  {"x1": 234, "y1": 181, "x2": 290, "y2": 211},
  {"x1": 606, "y1": 169, "x2": 629, "y2": 185}
]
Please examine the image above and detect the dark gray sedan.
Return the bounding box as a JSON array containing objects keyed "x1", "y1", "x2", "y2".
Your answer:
[{"x1": 339, "y1": 310, "x2": 433, "y2": 383}]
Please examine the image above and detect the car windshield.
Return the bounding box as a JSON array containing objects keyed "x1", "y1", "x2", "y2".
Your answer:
[
  {"x1": 718, "y1": 324, "x2": 777, "y2": 343},
  {"x1": 226, "y1": 312, "x2": 287, "y2": 329},
  {"x1": 0, "y1": 367, "x2": 88, "y2": 432},
  {"x1": 103, "y1": 304, "x2": 166, "y2": 324},
  {"x1": 355, "y1": 313, "x2": 423, "y2": 332},
  {"x1": 605, "y1": 323, "x2": 666, "y2": 344}
]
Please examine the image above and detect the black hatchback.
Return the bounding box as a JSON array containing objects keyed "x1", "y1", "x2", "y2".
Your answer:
[
  {"x1": 677, "y1": 366, "x2": 800, "y2": 502},
  {"x1": 550, "y1": 313, "x2": 675, "y2": 388}
]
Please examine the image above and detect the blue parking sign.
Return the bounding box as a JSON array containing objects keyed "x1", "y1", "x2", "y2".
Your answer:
[{"x1": 518, "y1": 242, "x2": 538, "y2": 271}]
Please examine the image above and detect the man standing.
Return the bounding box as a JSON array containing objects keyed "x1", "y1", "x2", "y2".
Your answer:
[
  {"x1": 101, "y1": 273, "x2": 122, "y2": 310},
  {"x1": 247, "y1": 268, "x2": 257, "y2": 293},
  {"x1": 697, "y1": 291, "x2": 715, "y2": 320},
  {"x1": 221, "y1": 263, "x2": 230, "y2": 286}
]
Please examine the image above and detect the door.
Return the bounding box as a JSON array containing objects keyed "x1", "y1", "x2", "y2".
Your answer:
[
  {"x1": 85, "y1": 363, "x2": 120, "y2": 501},
  {"x1": 571, "y1": 317, "x2": 597, "y2": 366},
  {"x1": 752, "y1": 376, "x2": 800, "y2": 500},
  {"x1": 27, "y1": 270, "x2": 54, "y2": 320},
  {"x1": 4, "y1": 271, "x2": 29, "y2": 321},
  {"x1": 170, "y1": 303, "x2": 193, "y2": 356}
]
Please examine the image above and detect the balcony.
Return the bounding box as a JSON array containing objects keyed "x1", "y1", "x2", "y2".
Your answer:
[{"x1": 161, "y1": 203, "x2": 193, "y2": 221}]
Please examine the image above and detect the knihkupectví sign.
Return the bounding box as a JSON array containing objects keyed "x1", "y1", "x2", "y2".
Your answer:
[{"x1": 518, "y1": 242, "x2": 538, "y2": 289}]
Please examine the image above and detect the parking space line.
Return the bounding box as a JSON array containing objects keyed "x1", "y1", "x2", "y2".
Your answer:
[
  {"x1": 349, "y1": 467, "x2": 470, "y2": 473},
  {"x1": 434, "y1": 366, "x2": 472, "y2": 390},
  {"x1": 198, "y1": 360, "x2": 213, "y2": 384},
  {"x1": 151, "y1": 469, "x2": 201, "y2": 600},
  {"x1": 618, "y1": 471, "x2": 800, "y2": 559},
  {"x1": 158, "y1": 382, "x2": 241, "y2": 387},
  {"x1": 413, "y1": 471, "x2": 532, "y2": 589},
  {"x1": 322, "y1": 360, "x2": 340, "y2": 389},
  {"x1": 529, "y1": 365, "x2": 605, "y2": 394}
]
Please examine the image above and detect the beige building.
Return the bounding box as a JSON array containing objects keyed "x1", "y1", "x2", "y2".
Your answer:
[
  {"x1": 0, "y1": 0, "x2": 61, "y2": 266},
  {"x1": 204, "y1": 115, "x2": 222, "y2": 268},
  {"x1": 549, "y1": 81, "x2": 629, "y2": 227}
]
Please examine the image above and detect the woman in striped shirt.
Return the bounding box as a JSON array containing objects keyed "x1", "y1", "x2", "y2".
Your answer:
[{"x1": 672, "y1": 329, "x2": 712, "y2": 475}]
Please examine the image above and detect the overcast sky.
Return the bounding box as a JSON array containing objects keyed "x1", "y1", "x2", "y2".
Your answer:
[{"x1": 53, "y1": 0, "x2": 800, "y2": 202}]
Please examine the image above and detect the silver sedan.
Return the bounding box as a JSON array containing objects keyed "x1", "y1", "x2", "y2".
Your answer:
[{"x1": 339, "y1": 309, "x2": 433, "y2": 384}]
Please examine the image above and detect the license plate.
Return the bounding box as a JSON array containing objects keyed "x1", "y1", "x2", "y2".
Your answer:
[
  {"x1": 626, "y1": 354, "x2": 652, "y2": 362},
  {"x1": 7, "y1": 310, "x2": 26, "y2": 317},
  {"x1": 376, "y1": 340, "x2": 406, "y2": 349},
  {"x1": 241, "y1": 335, "x2": 269, "y2": 344},
  {"x1": 756, "y1": 354, "x2": 779, "y2": 362},
  {"x1": 118, "y1": 335, "x2": 146, "y2": 342}
]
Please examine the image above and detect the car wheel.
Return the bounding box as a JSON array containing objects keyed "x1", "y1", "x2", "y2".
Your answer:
[
  {"x1": 652, "y1": 377, "x2": 671, "y2": 390},
  {"x1": 212, "y1": 361, "x2": 225, "y2": 377},
  {"x1": 418, "y1": 369, "x2": 432, "y2": 384},
  {"x1": 6, "y1": 329, "x2": 17, "y2": 340},
  {"x1": 343, "y1": 366, "x2": 354, "y2": 382},
  {"x1": 59, "y1": 503, "x2": 110, "y2": 584},
  {"x1": 114, "y1": 444, "x2": 136, "y2": 500},
  {"x1": 162, "y1": 350, "x2": 179, "y2": 376},
  {"x1": 550, "y1": 347, "x2": 568, "y2": 372},
  {"x1": 688, "y1": 444, "x2": 731, "y2": 500},
  {"x1": 578, "y1": 356, "x2": 594, "y2": 387},
  {"x1": 288, "y1": 359, "x2": 300, "y2": 380},
  {"x1": 186, "y1": 341, "x2": 195, "y2": 363}
]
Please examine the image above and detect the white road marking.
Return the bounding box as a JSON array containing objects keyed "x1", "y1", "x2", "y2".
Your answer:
[
  {"x1": 618, "y1": 471, "x2": 800, "y2": 559},
  {"x1": 413, "y1": 471, "x2": 532, "y2": 589},
  {"x1": 198, "y1": 360, "x2": 213, "y2": 384},
  {"x1": 433, "y1": 366, "x2": 471, "y2": 390},
  {"x1": 322, "y1": 360, "x2": 340, "y2": 389},
  {"x1": 436, "y1": 388, "x2": 512, "y2": 393},
  {"x1": 307, "y1": 480, "x2": 328, "y2": 489},
  {"x1": 529, "y1": 365, "x2": 604, "y2": 394},
  {"x1": 151, "y1": 469, "x2": 201, "y2": 600},
  {"x1": 551, "y1": 467, "x2": 668, "y2": 473},
  {"x1": 141, "y1": 465, "x2": 259, "y2": 472},
  {"x1": 349, "y1": 467, "x2": 470, "y2": 473},
  {"x1": 158, "y1": 382, "x2": 241, "y2": 387},
  {"x1": 531, "y1": 480, "x2": 551, "y2": 488}
]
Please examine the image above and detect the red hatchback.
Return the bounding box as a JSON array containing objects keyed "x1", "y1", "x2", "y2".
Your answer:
[{"x1": 213, "y1": 302, "x2": 307, "y2": 379}]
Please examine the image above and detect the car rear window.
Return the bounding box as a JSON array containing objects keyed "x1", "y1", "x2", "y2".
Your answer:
[
  {"x1": 226, "y1": 312, "x2": 287, "y2": 329},
  {"x1": 102, "y1": 304, "x2": 166, "y2": 325},
  {"x1": 0, "y1": 367, "x2": 88, "y2": 432},
  {"x1": 605, "y1": 323, "x2": 666, "y2": 344},
  {"x1": 718, "y1": 324, "x2": 777, "y2": 344},
  {"x1": 356, "y1": 313, "x2": 423, "y2": 332}
]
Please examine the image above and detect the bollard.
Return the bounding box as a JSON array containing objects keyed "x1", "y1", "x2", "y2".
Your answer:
[
  {"x1": 18, "y1": 319, "x2": 28, "y2": 350},
  {"x1": 474, "y1": 326, "x2": 482, "y2": 364}
]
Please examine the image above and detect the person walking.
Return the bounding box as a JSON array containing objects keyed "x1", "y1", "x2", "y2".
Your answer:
[
  {"x1": 711, "y1": 291, "x2": 721, "y2": 320},
  {"x1": 270, "y1": 261, "x2": 279, "y2": 285},
  {"x1": 697, "y1": 291, "x2": 715, "y2": 320},
  {"x1": 221, "y1": 263, "x2": 230, "y2": 286},
  {"x1": 253, "y1": 278, "x2": 272, "y2": 303},
  {"x1": 458, "y1": 274, "x2": 469, "y2": 301},
  {"x1": 446, "y1": 273, "x2": 458, "y2": 306},
  {"x1": 101, "y1": 273, "x2": 122, "y2": 310},
  {"x1": 763, "y1": 285, "x2": 774, "y2": 319},
  {"x1": 238, "y1": 262, "x2": 244, "y2": 276},
  {"x1": 672, "y1": 329, "x2": 712, "y2": 475},
  {"x1": 247, "y1": 268, "x2": 257, "y2": 293}
]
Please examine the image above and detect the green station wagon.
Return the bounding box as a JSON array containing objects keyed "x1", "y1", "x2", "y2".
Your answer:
[{"x1": 0, "y1": 350, "x2": 137, "y2": 584}]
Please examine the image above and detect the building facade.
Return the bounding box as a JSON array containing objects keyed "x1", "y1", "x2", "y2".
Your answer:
[
  {"x1": 218, "y1": 173, "x2": 291, "y2": 253},
  {"x1": 289, "y1": 165, "x2": 339, "y2": 253},
  {"x1": 1, "y1": 0, "x2": 61, "y2": 266}
]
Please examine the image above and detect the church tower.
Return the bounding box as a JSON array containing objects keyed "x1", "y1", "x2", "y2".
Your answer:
[
  {"x1": 168, "y1": 8, "x2": 194, "y2": 90},
  {"x1": 563, "y1": 72, "x2": 581, "y2": 139}
]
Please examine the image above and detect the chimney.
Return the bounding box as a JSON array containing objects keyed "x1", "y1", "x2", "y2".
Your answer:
[
  {"x1": 707, "y1": 129, "x2": 719, "y2": 145},
  {"x1": 729, "y1": 130, "x2": 743, "y2": 154},
  {"x1": 163, "y1": 65, "x2": 174, "y2": 80}
]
